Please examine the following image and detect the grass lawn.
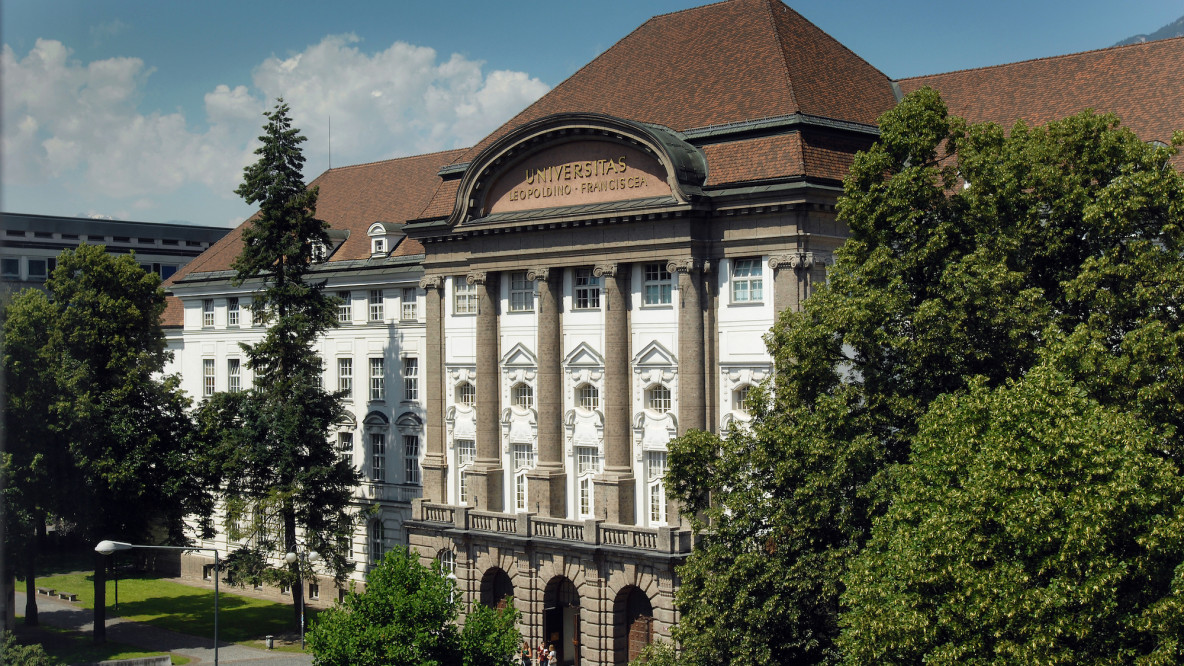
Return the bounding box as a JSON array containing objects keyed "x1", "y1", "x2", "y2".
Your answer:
[
  {"x1": 12, "y1": 618, "x2": 190, "y2": 665},
  {"x1": 34, "y1": 571, "x2": 315, "y2": 646}
]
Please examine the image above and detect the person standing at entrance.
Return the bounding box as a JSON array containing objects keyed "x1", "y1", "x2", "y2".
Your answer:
[
  {"x1": 538, "y1": 643, "x2": 548, "y2": 666},
  {"x1": 548, "y1": 644, "x2": 557, "y2": 665},
  {"x1": 521, "y1": 641, "x2": 532, "y2": 666}
]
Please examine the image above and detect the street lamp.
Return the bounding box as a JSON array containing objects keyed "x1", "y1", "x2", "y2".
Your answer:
[
  {"x1": 284, "y1": 547, "x2": 320, "y2": 649},
  {"x1": 95, "y1": 540, "x2": 220, "y2": 666},
  {"x1": 446, "y1": 572, "x2": 458, "y2": 604}
]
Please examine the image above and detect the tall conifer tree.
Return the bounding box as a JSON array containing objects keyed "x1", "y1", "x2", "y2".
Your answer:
[{"x1": 199, "y1": 100, "x2": 359, "y2": 625}]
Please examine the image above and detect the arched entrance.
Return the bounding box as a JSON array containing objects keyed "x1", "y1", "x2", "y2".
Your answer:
[
  {"x1": 543, "y1": 576, "x2": 580, "y2": 665},
  {"x1": 479, "y1": 567, "x2": 514, "y2": 609},
  {"x1": 613, "y1": 586, "x2": 654, "y2": 664}
]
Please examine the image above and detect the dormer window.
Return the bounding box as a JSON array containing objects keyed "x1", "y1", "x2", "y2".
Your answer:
[
  {"x1": 371, "y1": 237, "x2": 385, "y2": 255},
  {"x1": 311, "y1": 241, "x2": 329, "y2": 263},
  {"x1": 367, "y1": 222, "x2": 404, "y2": 258}
]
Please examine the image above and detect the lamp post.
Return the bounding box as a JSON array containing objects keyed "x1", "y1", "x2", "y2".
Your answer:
[
  {"x1": 284, "y1": 547, "x2": 320, "y2": 649},
  {"x1": 95, "y1": 540, "x2": 220, "y2": 666}
]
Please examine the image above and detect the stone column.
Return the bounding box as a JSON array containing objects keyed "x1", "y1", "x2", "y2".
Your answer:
[
  {"x1": 670, "y1": 258, "x2": 706, "y2": 433},
  {"x1": 469, "y1": 270, "x2": 503, "y2": 512},
  {"x1": 419, "y1": 275, "x2": 448, "y2": 503},
  {"x1": 527, "y1": 267, "x2": 567, "y2": 516},
  {"x1": 594, "y1": 263, "x2": 635, "y2": 525},
  {"x1": 770, "y1": 251, "x2": 819, "y2": 314}
]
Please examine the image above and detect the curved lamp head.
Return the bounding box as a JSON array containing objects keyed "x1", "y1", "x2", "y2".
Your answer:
[
  {"x1": 308, "y1": 550, "x2": 321, "y2": 563},
  {"x1": 284, "y1": 552, "x2": 298, "y2": 564},
  {"x1": 95, "y1": 540, "x2": 134, "y2": 556}
]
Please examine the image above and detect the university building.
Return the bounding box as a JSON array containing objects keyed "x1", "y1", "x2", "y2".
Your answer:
[{"x1": 165, "y1": 1, "x2": 1184, "y2": 663}]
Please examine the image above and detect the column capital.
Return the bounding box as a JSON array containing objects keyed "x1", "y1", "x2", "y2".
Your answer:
[
  {"x1": 666, "y1": 257, "x2": 704, "y2": 274},
  {"x1": 419, "y1": 274, "x2": 445, "y2": 290},
  {"x1": 769, "y1": 251, "x2": 824, "y2": 271},
  {"x1": 525, "y1": 266, "x2": 550, "y2": 282},
  {"x1": 593, "y1": 263, "x2": 619, "y2": 278},
  {"x1": 465, "y1": 270, "x2": 489, "y2": 286}
]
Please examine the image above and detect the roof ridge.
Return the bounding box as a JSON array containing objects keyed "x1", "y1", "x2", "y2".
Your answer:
[
  {"x1": 762, "y1": 0, "x2": 800, "y2": 115},
  {"x1": 324, "y1": 147, "x2": 470, "y2": 173},
  {"x1": 899, "y1": 34, "x2": 1184, "y2": 82},
  {"x1": 649, "y1": 0, "x2": 732, "y2": 21}
]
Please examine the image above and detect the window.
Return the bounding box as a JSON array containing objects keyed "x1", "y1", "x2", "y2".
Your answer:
[
  {"x1": 371, "y1": 237, "x2": 386, "y2": 255},
  {"x1": 509, "y1": 272, "x2": 534, "y2": 312},
  {"x1": 643, "y1": 263, "x2": 673, "y2": 305},
  {"x1": 308, "y1": 583, "x2": 319, "y2": 600},
  {"x1": 514, "y1": 444, "x2": 533, "y2": 512},
  {"x1": 437, "y1": 549, "x2": 456, "y2": 574},
  {"x1": 731, "y1": 258, "x2": 764, "y2": 303},
  {"x1": 370, "y1": 520, "x2": 384, "y2": 564},
  {"x1": 456, "y1": 382, "x2": 475, "y2": 406},
  {"x1": 401, "y1": 287, "x2": 417, "y2": 321},
  {"x1": 734, "y1": 385, "x2": 751, "y2": 414},
  {"x1": 648, "y1": 451, "x2": 668, "y2": 524},
  {"x1": 371, "y1": 433, "x2": 386, "y2": 482},
  {"x1": 203, "y1": 359, "x2": 215, "y2": 396},
  {"x1": 26, "y1": 259, "x2": 47, "y2": 281},
  {"x1": 203, "y1": 299, "x2": 215, "y2": 327},
  {"x1": 577, "y1": 446, "x2": 599, "y2": 518},
  {"x1": 404, "y1": 435, "x2": 420, "y2": 484},
  {"x1": 369, "y1": 358, "x2": 385, "y2": 401},
  {"x1": 577, "y1": 384, "x2": 599, "y2": 411},
  {"x1": 1, "y1": 258, "x2": 19, "y2": 278},
  {"x1": 574, "y1": 268, "x2": 601, "y2": 309},
  {"x1": 512, "y1": 383, "x2": 533, "y2": 409},
  {"x1": 646, "y1": 384, "x2": 671, "y2": 413},
  {"x1": 338, "y1": 358, "x2": 353, "y2": 394},
  {"x1": 338, "y1": 432, "x2": 354, "y2": 469},
  {"x1": 311, "y1": 241, "x2": 328, "y2": 263},
  {"x1": 337, "y1": 291, "x2": 352, "y2": 323},
  {"x1": 457, "y1": 439, "x2": 475, "y2": 505},
  {"x1": 160, "y1": 265, "x2": 177, "y2": 280},
  {"x1": 227, "y1": 298, "x2": 240, "y2": 326},
  {"x1": 369, "y1": 290, "x2": 384, "y2": 322},
  {"x1": 227, "y1": 359, "x2": 241, "y2": 393},
  {"x1": 403, "y1": 358, "x2": 419, "y2": 402},
  {"x1": 454, "y1": 278, "x2": 477, "y2": 314},
  {"x1": 251, "y1": 302, "x2": 266, "y2": 327}
]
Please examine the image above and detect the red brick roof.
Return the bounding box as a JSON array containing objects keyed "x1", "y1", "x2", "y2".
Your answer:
[{"x1": 899, "y1": 36, "x2": 1184, "y2": 162}]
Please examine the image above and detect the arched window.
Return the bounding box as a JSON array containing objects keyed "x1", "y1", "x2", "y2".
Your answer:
[
  {"x1": 512, "y1": 382, "x2": 534, "y2": 409},
  {"x1": 645, "y1": 384, "x2": 671, "y2": 413},
  {"x1": 456, "y1": 381, "x2": 476, "y2": 406},
  {"x1": 437, "y1": 548, "x2": 456, "y2": 574},
  {"x1": 576, "y1": 383, "x2": 599, "y2": 411}
]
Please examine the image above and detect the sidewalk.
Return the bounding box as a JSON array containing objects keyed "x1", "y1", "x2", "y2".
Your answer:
[{"x1": 16, "y1": 592, "x2": 313, "y2": 665}]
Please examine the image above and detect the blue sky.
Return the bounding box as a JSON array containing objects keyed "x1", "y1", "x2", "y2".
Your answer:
[{"x1": 4, "y1": 0, "x2": 1182, "y2": 228}]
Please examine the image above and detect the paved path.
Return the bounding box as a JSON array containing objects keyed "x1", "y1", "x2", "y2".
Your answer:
[{"x1": 16, "y1": 592, "x2": 313, "y2": 665}]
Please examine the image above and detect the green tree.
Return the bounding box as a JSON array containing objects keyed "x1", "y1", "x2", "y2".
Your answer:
[
  {"x1": 840, "y1": 366, "x2": 1184, "y2": 664},
  {"x1": 306, "y1": 547, "x2": 521, "y2": 666},
  {"x1": 2, "y1": 246, "x2": 207, "y2": 626},
  {"x1": 666, "y1": 88, "x2": 1184, "y2": 664},
  {"x1": 197, "y1": 99, "x2": 359, "y2": 625}
]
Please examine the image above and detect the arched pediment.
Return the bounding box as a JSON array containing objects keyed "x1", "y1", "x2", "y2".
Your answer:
[
  {"x1": 395, "y1": 412, "x2": 423, "y2": 428},
  {"x1": 363, "y1": 411, "x2": 389, "y2": 426},
  {"x1": 449, "y1": 113, "x2": 707, "y2": 227},
  {"x1": 336, "y1": 411, "x2": 357, "y2": 428}
]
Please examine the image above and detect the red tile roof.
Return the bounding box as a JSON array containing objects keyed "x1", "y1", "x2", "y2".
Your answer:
[{"x1": 899, "y1": 36, "x2": 1184, "y2": 166}]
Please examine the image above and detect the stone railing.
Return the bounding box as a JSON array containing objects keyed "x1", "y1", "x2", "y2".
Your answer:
[
  {"x1": 363, "y1": 483, "x2": 423, "y2": 503},
  {"x1": 413, "y1": 500, "x2": 691, "y2": 554}
]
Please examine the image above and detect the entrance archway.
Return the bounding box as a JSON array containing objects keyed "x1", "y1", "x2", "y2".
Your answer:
[
  {"x1": 543, "y1": 576, "x2": 580, "y2": 665},
  {"x1": 479, "y1": 567, "x2": 514, "y2": 609},
  {"x1": 613, "y1": 586, "x2": 653, "y2": 664}
]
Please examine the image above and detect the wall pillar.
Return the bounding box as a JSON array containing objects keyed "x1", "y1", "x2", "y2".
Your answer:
[
  {"x1": 670, "y1": 258, "x2": 706, "y2": 433},
  {"x1": 469, "y1": 270, "x2": 503, "y2": 512},
  {"x1": 527, "y1": 267, "x2": 567, "y2": 517},
  {"x1": 770, "y1": 251, "x2": 825, "y2": 314},
  {"x1": 419, "y1": 275, "x2": 448, "y2": 503},
  {"x1": 594, "y1": 263, "x2": 635, "y2": 525}
]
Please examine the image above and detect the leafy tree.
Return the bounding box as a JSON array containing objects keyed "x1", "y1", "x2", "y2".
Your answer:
[
  {"x1": 197, "y1": 99, "x2": 359, "y2": 625},
  {"x1": 2, "y1": 246, "x2": 207, "y2": 626},
  {"x1": 666, "y1": 88, "x2": 1184, "y2": 664},
  {"x1": 839, "y1": 366, "x2": 1184, "y2": 664},
  {"x1": 306, "y1": 547, "x2": 521, "y2": 666}
]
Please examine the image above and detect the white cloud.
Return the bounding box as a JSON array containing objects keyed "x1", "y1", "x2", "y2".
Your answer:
[{"x1": 1, "y1": 34, "x2": 549, "y2": 224}]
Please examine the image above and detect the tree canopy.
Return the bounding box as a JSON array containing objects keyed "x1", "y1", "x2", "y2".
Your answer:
[
  {"x1": 307, "y1": 547, "x2": 521, "y2": 666},
  {"x1": 197, "y1": 99, "x2": 359, "y2": 622},
  {"x1": 666, "y1": 88, "x2": 1184, "y2": 664}
]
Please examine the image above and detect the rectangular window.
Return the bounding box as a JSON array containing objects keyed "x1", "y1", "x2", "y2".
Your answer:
[
  {"x1": 643, "y1": 263, "x2": 672, "y2": 305},
  {"x1": 338, "y1": 358, "x2": 353, "y2": 394},
  {"x1": 369, "y1": 290, "x2": 384, "y2": 322},
  {"x1": 337, "y1": 291, "x2": 352, "y2": 323},
  {"x1": 516, "y1": 474, "x2": 528, "y2": 512},
  {"x1": 457, "y1": 439, "x2": 476, "y2": 466},
  {"x1": 404, "y1": 435, "x2": 420, "y2": 485},
  {"x1": 1, "y1": 258, "x2": 20, "y2": 278},
  {"x1": 580, "y1": 477, "x2": 592, "y2": 517},
  {"x1": 371, "y1": 433, "x2": 386, "y2": 483},
  {"x1": 369, "y1": 357, "x2": 385, "y2": 401},
  {"x1": 577, "y1": 446, "x2": 599, "y2": 475},
  {"x1": 251, "y1": 302, "x2": 265, "y2": 327},
  {"x1": 514, "y1": 444, "x2": 534, "y2": 471},
  {"x1": 574, "y1": 268, "x2": 601, "y2": 309},
  {"x1": 26, "y1": 259, "x2": 47, "y2": 281},
  {"x1": 648, "y1": 451, "x2": 668, "y2": 524},
  {"x1": 401, "y1": 287, "x2": 417, "y2": 321},
  {"x1": 203, "y1": 359, "x2": 215, "y2": 396},
  {"x1": 731, "y1": 258, "x2": 764, "y2": 303},
  {"x1": 308, "y1": 583, "x2": 319, "y2": 600},
  {"x1": 454, "y1": 278, "x2": 477, "y2": 314},
  {"x1": 509, "y1": 272, "x2": 534, "y2": 312},
  {"x1": 227, "y1": 297, "x2": 240, "y2": 326},
  {"x1": 403, "y1": 357, "x2": 418, "y2": 402},
  {"x1": 227, "y1": 359, "x2": 241, "y2": 393},
  {"x1": 339, "y1": 432, "x2": 354, "y2": 469},
  {"x1": 203, "y1": 299, "x2": 215, "y2": 327}
]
